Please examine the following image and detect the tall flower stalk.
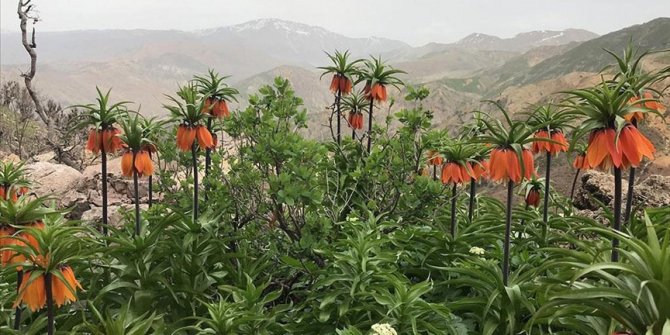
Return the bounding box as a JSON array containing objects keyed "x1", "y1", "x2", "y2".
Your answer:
[
  {"x1": 119, "y1": 114, "x2": 155, "y2": 236},
  {"x1": 357, "y1": 56, "x2": 405, "y2": 153},
  {"x1": 0, "y1": 161, "x2": 30, "y2": 330},
  {"x1": 459, "y1": 114, "x2": 490, "y2": 224},
  {"x1": 194, "y1": 70, "x2": 239, "y2": 184},
  {"x1": 341, "y1": 92, "x2": 367, "y2": 140},
  {"x1": 165, "y1": 83, "x2": 214, "y2": 223},
  {"x1": 479, "y1": 101, "x2": 537, "y2": 285},
  {"x1": 319, "y1": 50, "x2": 361, "y2": 144},
  {"x1": 0, "y1": 204, "x2": 83, "y2": 335},
  {"x1": 564, "y1": 77, "x2": 658, "y2": 262},
  {"x1": 139, "y1": 117, "x2": 165, "y2": 209},
  {"x1": 526, "y1": 105, "x2": 573, "y2": 238},
  {"x1": 569, "y1": 149, "x2": 591, "y2": 202},
  {"x1": 74, "y1": 88, "x2": 128, "y2": 236},
  {"x1": 440, "y1": 141, "x2": 480, "y2": 237},
  {"x1": 607, "y1": 46, "x2": 669, "y2": 224}
]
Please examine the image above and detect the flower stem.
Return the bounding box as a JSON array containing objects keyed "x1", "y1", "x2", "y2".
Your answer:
[
  {"x1": 624, "y1": 167, "x2": 635, "y2": 225},
  {"x1": 503, "y1": 180, "x2": 514, "y2": 285},
  {"x1": 612, "y1": 167, "x2": 622, "y2": 262},
  {"x1": 570, "y1": 168, "x2": 581, "y2": 203},
  {"x1": 367, "y1": 99, "x2": 374, "y2": 153},
  {"x1": 336, "y1": 89, "x2": 342, "y2": 145},
  {"x1": 45, "y1": 273, "x2": 54, "y2": 335},
  {"x1": 542, "y1": 153, "x2": 551, "y2": 242},
  {"x1": 450, "y1": 183, "x2": 457, "y2": 237},
  {"x1": 468, "y1": 179, "x2": 476, "y2": 224},
  {"x1": 518, "y1": 203, "x2": 529, "y2": 239},
  {"x1": 148, "y1": 174, "x2": 153, "y2": 209},
  {"x1": 101, "y1": 150, "x2": 108, "y2": 236},
  {"x1": 543, "y1": 153, "x2": 551, "y2": 224},
  {"x1": 205, "y1": 118, "x2": 213, "y2": 202},
  {"x1": 433, "y1": 165, "x2": 437, "y2": 181},
  {"x1": 192, "y1": 143, "x2": 199, "y2": 223},
  {"x1": 13, "y1": 270, "x2": 23, "y2": 330},
  {"x1": 133, "y1": 162, "x2": 140, "y2": 237}
]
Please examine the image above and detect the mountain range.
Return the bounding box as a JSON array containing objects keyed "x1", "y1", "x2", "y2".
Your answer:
[
  {"x1": 2, "y1": 17, "x2": 670, "y2": 195},
  {"x1": 1, "y1": 17, "x2": 669, "y2": 137}
]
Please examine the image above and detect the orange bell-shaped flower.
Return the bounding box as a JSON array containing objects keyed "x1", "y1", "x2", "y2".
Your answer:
[
  {"x1": 14, "y1": 271, "x2": 46, "y2": 312},
  {"x1": 176, "y1": 125, "x2": 197, "y2": 152},
  {"x1": 121, "y1": 151, "x2": 134, "y2": 177},
  {"x1": 441, "y1": 162, "x2": 471, "y2": 184},
  {"x1": 0, "y1": 226, "x2": 16, "y2": 267},
  {"x1": 532, "y1": 130, "x2": 567, "y2": 154},
  {"x1": 427, "y1": 150, "x2": 443, "y2": 166},
  {"x1": 525, "y1": 188, "x2": 541, "y2": 208},
  {"x1": 196, "y1": 126, "x2": 215, "y2": 149},
  {"x1": 488, "y1": 148, "x2": 535, "y2": 183},
  {"x1": 134, "y1": 150, "x2": 154, "y2": 177},
  {"x1": 573, "y1": 153, "x2": 590, "y2": 170},
  {"x1": 51, "y1": 266, "x2": 82, "y2": 307},
  {"x1": 586, "y1": 126, "x2": 655, "y2": 170},
  {"x1": 626, "y1": 91, "x2": 666, "y2": 123}
]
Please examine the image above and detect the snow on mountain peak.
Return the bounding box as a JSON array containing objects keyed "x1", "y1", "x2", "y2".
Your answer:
[{"x1": 227, "y1": 18, "x2": 329, "y2": 36}]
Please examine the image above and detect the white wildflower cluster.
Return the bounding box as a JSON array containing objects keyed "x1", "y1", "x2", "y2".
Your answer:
[
  {"x1": 469, "y1": 246, "x2": 485, "y2": 255},
  {"x1": 370, "y1": 323, "x2": 397, "y2": 335}
]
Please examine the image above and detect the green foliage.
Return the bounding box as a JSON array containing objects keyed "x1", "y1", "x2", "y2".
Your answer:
[
  {"x1": 2, "y1": 42, "x2": 669, "y2": 334},
  {"x1": 72, "y1": 87, "x2": 129, "y2": 129}
]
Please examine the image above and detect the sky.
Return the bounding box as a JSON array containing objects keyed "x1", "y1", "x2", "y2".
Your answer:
[{"x1": 1, "y1": 0, "x2": 669, "y2": 46}]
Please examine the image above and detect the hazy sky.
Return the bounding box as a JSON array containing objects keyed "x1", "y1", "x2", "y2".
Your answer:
[{"x1": 1, "y1": 0, "x2": 668, "y2": 45}]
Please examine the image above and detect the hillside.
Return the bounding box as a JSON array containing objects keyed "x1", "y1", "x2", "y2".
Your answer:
[{"x1": 512, "y1": 17, "x2": 670, "y2": 86}]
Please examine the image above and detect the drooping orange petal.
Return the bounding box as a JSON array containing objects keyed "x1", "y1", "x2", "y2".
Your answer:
[
  {"x1": 603, "y1": 129, "x2": 622, "y2": 168},
  {"x1": 341, "y1": 78, "x2": 353, "y2": 95},
  {"x1": 586, "y1": 130, "x2": 609, "y2": 169},
  {"x1": 488, "y1": 149, "x2": 507, "y2": 182},
  {"x1": 86, "y1": 129, "x2": 100, "y2": 154},
  {"x1": 15, "y1": 272, "x2": 46, "y2": 312},
  {"x1": 52, "y1": 266, "x2": 80, "y2": 307},
  {"x1": 522, "y1": 149, "x2": 535, "y2": 180},
  {"x1": 618, "y1": 127, "x2": 642, "y2": 167},
  {"x1": 329, "y1": 75, "x2": 339, "y2": 93},
  {"x1": 212, "y1": 100, "x2": 230, "y2": 118},
  {"x1": 459, "y1": 164, "x2": 472, "y2": 183},
  {"x1": 180, "y1": 126, "x2": 196, "y2": 152},
  {"x1": 363, "y1": 83, "x2": 372, "y2": 100},
  {"x1": 137, "y1": 151, "x2": 154, "y2": 177},
  {"x1": 202, "y1": 97, "x2": 214, "y2": 114},
  {"x1": 627, "y1": 126, "x2": 655, "y2": 161},
  {"x1": 550, "y1": 131, "x2": 568, "y2": 153},
  {"x1": 506, "y1": 150, "x2": 521, "y2": 183},
  {"x1": 19, "y1": 221, "x2": 44, "y2": 252},
  {"x1": 196, "y1": 126, "x2": 215, "y2": 149},
  {"x1": 532, "y1": 130, "x2": 548, "y2": 153},
  {"x1": 111, "y1": 128, "x2": 124, "y2": 152},
  {"x1": 121, "y1": 151, "x2": 134, "y2": 177},
  {"x1": 440, "y1": 163, "x2": 451, "y2": 184},
  {"x1": 0, "y1": 226, "x2": 16, "y2": 267}
]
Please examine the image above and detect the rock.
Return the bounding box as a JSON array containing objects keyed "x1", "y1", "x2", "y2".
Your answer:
[
  {"x1": 80, "y1": 156, "x2": 150, "y2": 205},
  {"x1": 634, "y1": 175, "x2": 670, "y2": 208},
  {"x1": 81, "y1": 204, "x2": 149, "y2": 228},
  {"x1": 60, "y1": 190, "x2": 91, "y2": 220},
  {"x1": 574, "y1": 170, "x2": 670, "y2": 211},
  {"x1": 575, "y1": 208, "x2": 608, "y2": 225},
  {"x1": 25, "y1": 161, "x2": 85, "y2": 199},
  {"x1": 33, "y1": 151, "x2": 56, "y2": 163},
  {"x1": 0, "y1": 152, "x2": 21, "y2": 163}
]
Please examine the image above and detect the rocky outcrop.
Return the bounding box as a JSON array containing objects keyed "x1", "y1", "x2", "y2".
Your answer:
[
  {"x1": 574, "y1": 170, "x2": 670, "y2": 211},
  {"x1": 17, "y1": 153, "x2": 152, "y2": 227}
]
